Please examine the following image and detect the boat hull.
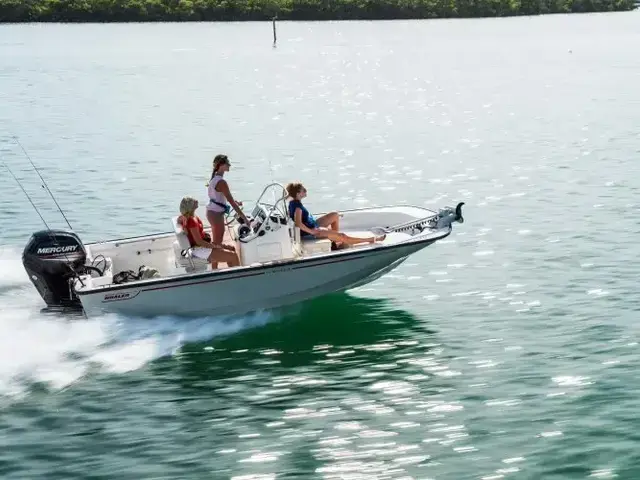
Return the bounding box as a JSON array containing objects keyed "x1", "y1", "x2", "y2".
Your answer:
[{"x1": 77, "y1": 237, "x2": 439, "y2": 319}]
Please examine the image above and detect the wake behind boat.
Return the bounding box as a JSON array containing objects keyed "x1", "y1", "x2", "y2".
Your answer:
[{"x1": 21, "y1": 183, "x2": 465, "y2": 318}]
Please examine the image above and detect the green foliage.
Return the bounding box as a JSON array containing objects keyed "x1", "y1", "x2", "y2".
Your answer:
[{"x1": 0, "y1": 0, "x2": 635, "y2": 22}]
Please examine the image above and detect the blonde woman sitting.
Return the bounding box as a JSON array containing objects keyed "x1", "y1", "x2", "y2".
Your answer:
[{"x1": 178, "y1": 196, "x2": 240, "y2": 269}]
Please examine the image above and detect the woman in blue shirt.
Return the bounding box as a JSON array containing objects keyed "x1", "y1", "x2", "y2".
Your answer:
[{"x1": 286, "y1": 182, "x2": 385, "y2": 246}]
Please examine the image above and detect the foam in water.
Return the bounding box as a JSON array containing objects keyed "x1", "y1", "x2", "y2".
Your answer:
[
  {"x1": 0, "y1": 246, "x2": 32, "y2": 293},
  {"x1": 0, "y1": 247, "x2": 276, "y2": 399}
]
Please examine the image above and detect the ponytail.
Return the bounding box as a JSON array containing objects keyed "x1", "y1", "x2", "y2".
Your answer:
[
  {"x1": 286, "y1": 182, "x2": 304, "y2": 199},
  {"x1": 211, "y1": 154, "x2": 229, "y2": 180}
]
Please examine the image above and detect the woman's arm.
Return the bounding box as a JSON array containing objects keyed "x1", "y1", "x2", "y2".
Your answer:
[
  {"x1": 217, "y1": 179, "x2": 249, "y2": 223},
  {"x1": 294, "y1": 208, "x2": 317, "y2": 235}
]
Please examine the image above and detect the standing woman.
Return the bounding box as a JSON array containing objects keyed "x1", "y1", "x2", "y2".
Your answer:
[{"x1": 206, "y1": 154, "x2": 250, "y2": 258}]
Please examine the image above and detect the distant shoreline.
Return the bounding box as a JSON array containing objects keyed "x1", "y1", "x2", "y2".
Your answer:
[{"x1": 1, "y1": 0, "x2": 636, "y2": 23}]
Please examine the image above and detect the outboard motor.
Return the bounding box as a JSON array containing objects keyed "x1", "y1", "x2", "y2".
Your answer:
[
  {"x1": 431, "y1": 202, "x2": 465, "y2": 229},
  {"x1": 22, "y1": 230, "x2": 87, "y2": 310}
]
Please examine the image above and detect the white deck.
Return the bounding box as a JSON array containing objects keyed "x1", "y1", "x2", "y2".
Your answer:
[
  {"x1": 66, "y1": 198, "x2": 464, "y2": 318},
  {"x1": 85, "y1": 226, "x2": 388, "y2": 278},
  {"x1": 75, "y1": 204, "x2": 440, "y2": 294}
]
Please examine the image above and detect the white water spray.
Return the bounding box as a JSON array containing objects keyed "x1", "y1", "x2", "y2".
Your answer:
[{"x1": 0, "y1": 246, "x2": 276, "y2": 400}]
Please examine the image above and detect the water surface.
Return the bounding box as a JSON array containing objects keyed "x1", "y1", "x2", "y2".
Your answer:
[{"x1": 1, "y1": 13, "x2": 639, "y2": 479}]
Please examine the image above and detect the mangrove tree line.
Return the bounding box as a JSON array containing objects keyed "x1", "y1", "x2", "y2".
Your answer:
[{"x1": 1, "y1": 0, "x2": 636, "y2": 22}]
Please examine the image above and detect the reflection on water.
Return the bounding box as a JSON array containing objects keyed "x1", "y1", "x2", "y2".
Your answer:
[
  {"x1": 2, "y1": 294, "x2": 466, "y2": 479},
  {"x1": 148, "y1": 294, "x2": 465, "y2": 479},
  {"x1": 172, "y1": 293, "x2": 433, "y2": 377}
]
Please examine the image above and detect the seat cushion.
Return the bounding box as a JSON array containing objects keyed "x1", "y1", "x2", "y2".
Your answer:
[{"x1": 172, "y1": 241, "x2": 209, "y2": 267}]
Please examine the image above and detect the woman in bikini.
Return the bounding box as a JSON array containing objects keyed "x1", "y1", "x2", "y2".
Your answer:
[
  {"x1": 286, "y1": 182, "x2": 385, "y2": 247},
  {"x1": 206, "y1": 154, "x2": 250, "y2": 268}
]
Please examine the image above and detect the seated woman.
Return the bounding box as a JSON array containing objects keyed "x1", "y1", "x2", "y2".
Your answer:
[
  {"x1": 178, "y1": 196, "x2": 240, "y2": 268},
  {"x1": 286, "y1": 182, "x2": 385, "y2": 247}
]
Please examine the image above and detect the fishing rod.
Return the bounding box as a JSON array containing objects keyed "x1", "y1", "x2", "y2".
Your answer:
[
  {"x1": 13, "y1": 136, "x2": 73, "y2": 231},
  {"x1": 1, "y1": 159, "x2": 51, "y2": 231},
  {"x1": 2, "y1": 153, "x2": 86, "y2": 289}
]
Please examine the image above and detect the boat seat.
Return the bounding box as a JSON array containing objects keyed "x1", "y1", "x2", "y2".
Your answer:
[
  {"x1": 171, "y1": 216, "x2": 209, "y2": 273},
  {"x1": 301, "y1": 237, "x2": 332, "y2": 255},
  {"x1": 290, "y1": 223, "x2": 332, "y2": 255}
]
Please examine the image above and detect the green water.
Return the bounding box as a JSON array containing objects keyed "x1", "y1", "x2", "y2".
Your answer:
[{"x1": 1, "y1": 13, "x2": 640, "y2": 479}]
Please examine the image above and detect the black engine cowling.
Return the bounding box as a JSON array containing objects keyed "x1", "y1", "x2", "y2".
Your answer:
[{"x1": 22, "y1": 230, "x2": 87, "y2": 310}]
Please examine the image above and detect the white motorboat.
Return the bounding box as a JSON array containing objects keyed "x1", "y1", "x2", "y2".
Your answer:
[{"x1": 21, "y1": 183, "x2": 465, "y2": 319}]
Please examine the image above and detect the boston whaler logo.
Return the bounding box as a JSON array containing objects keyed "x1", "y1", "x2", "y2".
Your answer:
[
  {"x1": 37, "y1": 245, "x2": 79, "y2": 255},
  {"x1": 102, "y1": 291, "x2": 139, "y2": 303}
]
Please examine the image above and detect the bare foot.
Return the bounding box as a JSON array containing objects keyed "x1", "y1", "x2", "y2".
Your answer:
[{"x1": 368, "y1": 234, "x2": 386, "y2": 244}]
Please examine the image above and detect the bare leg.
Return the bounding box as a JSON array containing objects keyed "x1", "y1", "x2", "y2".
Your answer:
[
  {"x1": 316, "y1": 212, "x2": 343, "y2": 248},
  {"x1": 208, "y1": 248, "x2": 240, "y2": 268},
  {"x1": 316, "y1": 212, "x2": 340, "y2": 232},
  {"x1": 206, "y1": 210, "x2": 226, "y2": 269},
  {"x1": 312, "y1": 228, "x2": 385, "y2": 246}
]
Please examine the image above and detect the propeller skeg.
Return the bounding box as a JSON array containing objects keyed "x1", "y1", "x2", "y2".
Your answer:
[{"x1": 455, "y1": 202, "x2": 465, "y2": 223}]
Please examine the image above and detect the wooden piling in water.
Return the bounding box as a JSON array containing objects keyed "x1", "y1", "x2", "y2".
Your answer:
[{"x1": 272, "y1": 16, "x2": 277, "y2": 47}]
